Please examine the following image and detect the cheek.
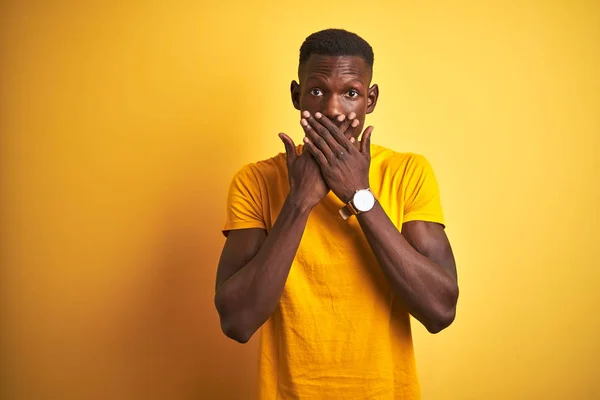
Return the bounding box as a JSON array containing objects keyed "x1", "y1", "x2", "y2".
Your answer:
[
  {"x1": 344, "y1": 99, "x2": 367, "y2": 116},
  {"x1": 344, "y1": 95, "x2": 365, "y2": 107},
  {"x1": 299, "y1": 95, "x2": 320, "y2": 113}
]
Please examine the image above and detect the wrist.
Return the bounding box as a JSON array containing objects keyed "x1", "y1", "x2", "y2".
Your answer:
[
  {"x1": 342, "y1": 183, "x2": 370, "y2": 203},
  {"x1": 356, "y1": 199, "x2": 380, "y2": 222},
  {"x1": 339, "y1": 187, "x2": 376, "y2": 220},
  {"x1": 286, "y1": 192, "x2": 315, "y2": 215}
]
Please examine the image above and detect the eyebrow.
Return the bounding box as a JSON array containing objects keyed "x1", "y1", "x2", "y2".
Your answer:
[{"x1": 345, "y1": 79, "x2": 365, "y2": 85}]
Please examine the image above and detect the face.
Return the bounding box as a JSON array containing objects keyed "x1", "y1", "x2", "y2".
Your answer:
[{"x1": 291, "y1": 55, "x2": 379, "y2": 138}]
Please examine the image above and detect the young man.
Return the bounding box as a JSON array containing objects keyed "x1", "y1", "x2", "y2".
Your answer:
[{"x1": 214, "y1": 29, "x2": 459, "y2": 399}]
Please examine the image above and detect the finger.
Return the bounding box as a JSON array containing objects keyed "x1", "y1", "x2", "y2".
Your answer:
[
  {"x1": 338, "y1": 115, "x2": 352, "y2": 138},
  {"x1": 314, "y1": 112, "x2": 352, "y2": 151},
  {"x1": 326, "y1": 112, "x2": 357, "y2": 138},
  {"x1": 340, "y1": 111, "x2": 356, "y2": 128},
  {"x1": 338, "y1": 111, "x2": 356, "y2": 132},
  {"x1": 336, "y1": 114, "x2": 350, "y2": 132},
  {"x1": 343, "y1": 117, "x2": 361, "y2": 142},
  {"x1": 305, "y1": 113, "x2": 341, "y2": 153},
  {"x1": 303, "y1": 136, "x2": 328, "y2": 167},
  {"x1": 278, "y1": 133, "x2": 297, "y2": 167},
  {"x1": 301, "y1": 117, "x2": 334, "y2": 161},
  {"x1": 360, "y1": 126, "x2": 374, "y2": 155}
]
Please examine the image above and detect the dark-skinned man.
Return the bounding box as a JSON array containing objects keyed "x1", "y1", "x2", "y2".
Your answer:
[{"x1": 214, "y1": 28, "x2": 459, "y2": 400}]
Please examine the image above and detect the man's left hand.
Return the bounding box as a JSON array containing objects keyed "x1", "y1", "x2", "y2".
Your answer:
[{"x1": 300, "y1": 111, "x2": 374, "y2": 203}]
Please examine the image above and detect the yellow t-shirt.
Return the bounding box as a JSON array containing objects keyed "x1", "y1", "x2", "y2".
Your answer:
[{"x1": 223, "y1": 144, "x2": 445, "y2": 400}]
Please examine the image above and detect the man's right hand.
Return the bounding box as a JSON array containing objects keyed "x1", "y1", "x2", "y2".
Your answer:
[
  {"x1": 278, "y1": 112, "x2": 359, "y2": 210},
  {"x1": 279, "y1": 134, "x2": 327, "y2": 209}
]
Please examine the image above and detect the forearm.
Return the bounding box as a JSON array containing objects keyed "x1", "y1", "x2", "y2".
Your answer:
[
  {"x1": 356, "y1": 202, "x2": 458, "y2": 333},
  {"x1": 215, "y1": 195, "x2": 311, "y2": 342}
]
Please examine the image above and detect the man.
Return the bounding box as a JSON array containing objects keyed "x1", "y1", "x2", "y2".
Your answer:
[{"x1": 214, "y1": 28, "x2": 459, "y2": 399}]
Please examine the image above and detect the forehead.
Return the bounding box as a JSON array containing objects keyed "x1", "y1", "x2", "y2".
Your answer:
[{"x1": 300, "y1": 55, "x2": 371, "y2": 83}]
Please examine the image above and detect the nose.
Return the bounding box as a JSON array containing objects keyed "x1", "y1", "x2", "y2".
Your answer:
[{"x1": 323, "y1": 94, "x2": 343, "y2": 120}]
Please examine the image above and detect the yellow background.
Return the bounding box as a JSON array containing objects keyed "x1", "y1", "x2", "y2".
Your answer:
[{"x1": 1, "y1": 1, "x2": 598, "y2": 399}]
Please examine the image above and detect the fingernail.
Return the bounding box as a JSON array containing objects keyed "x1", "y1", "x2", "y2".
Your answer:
[
  {"x1": 302, "y1": 110, "x2": 310, "y2": 118},
  {"x1": 349, "y1": 112, "x2": 356, "y2": 119},
  {"x1": 352, "y1": 119, "x2": 360, "y2": 127},
  {"x1": 337, "y1": 115, "x2": 345, "y2": 122},
  {"x1": 301, "y1": 119, "x2": 308, "y2": 127},
  {"x1": 315, "y1": 112, "x2": 322, "y2": 119},
  {"x1": 303, "y1": 137, "x2": 310, "y2": 143},
  {"x1": 350, "y1": 137, "x2": 356, "y2": 143}
]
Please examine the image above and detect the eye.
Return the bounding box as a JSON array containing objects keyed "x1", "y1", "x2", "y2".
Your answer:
[
  {"x1": 310, "y1": 88, "x2": 323, "y2": 96},
  {"x1": 347, "y1": 89, "x2": 359, "y2": 98}
]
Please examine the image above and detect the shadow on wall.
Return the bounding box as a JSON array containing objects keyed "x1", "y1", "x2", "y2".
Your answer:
[
  {"x1": 108, "y1": 97, "x2": 264, "y2": 399},
  {"x1": 113, "y1": 178, "x2": 260, "y2": 400}
]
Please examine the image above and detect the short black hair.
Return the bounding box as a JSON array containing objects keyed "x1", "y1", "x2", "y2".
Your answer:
[{"x1": 299, "y1": 28, "x2": 374, "y2": 70}]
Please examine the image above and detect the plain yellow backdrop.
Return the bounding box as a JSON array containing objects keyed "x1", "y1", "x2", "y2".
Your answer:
[{"x1": 1, "y1": 1, "x2": 599, "y2": 399}]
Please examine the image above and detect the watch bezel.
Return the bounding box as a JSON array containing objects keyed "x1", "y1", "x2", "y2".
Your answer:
[{"x1": 352, "y1": 189, "x2": 376, "y2": 213}]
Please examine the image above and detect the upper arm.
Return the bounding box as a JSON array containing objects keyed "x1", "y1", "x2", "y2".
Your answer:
[
  {"x1": 402, "y1": 154, "x2": 445, "y2": 226},
  {"x1": 402, "y1": 221, "x2": 457, "y2": 279},
  {"x1": 400, "y1": 154, "x2": 455, "y2": 278},
  {"x1": 215, "y1": 228, "x2": 267, "y2": 292},
  {"x1": 217, "y1": 164, "x2": 268, "y2": 291},
  {"x1": 222, "y1": 164, "x2": 267, "y2": 235}
]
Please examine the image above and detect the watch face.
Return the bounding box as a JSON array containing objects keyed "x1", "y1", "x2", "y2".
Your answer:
[{"x1": 353, "y1": 189, "x2": 375, "y2": 212}]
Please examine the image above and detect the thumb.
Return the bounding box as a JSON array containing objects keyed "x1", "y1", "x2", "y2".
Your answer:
[
  {"x1": 360, "y1": 126, "x2": 374, "y2": 156},
  {"x1": 278, "y1": 133, "x2": 297, "y2": 166}
]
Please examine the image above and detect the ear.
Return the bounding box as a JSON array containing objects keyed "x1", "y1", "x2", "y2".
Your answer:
[
  {"x1": 366, "y1": 84, "x2": 379, "y2": 114},
  {"x1": 291, "y1": 80, "x2": 301, "y2": 111}
]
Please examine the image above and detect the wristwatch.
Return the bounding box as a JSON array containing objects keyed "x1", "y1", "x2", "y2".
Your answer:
[{"x1": 339, "y1": 188, "x2": 376, "y2": 220}]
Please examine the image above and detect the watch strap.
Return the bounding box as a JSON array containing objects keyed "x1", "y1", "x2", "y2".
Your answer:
[{"x1": 338, "y1": 197, "x2": 360, "y2": 220}]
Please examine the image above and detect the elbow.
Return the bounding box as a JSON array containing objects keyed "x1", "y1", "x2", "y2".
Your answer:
[
  {"x1": 425, "y1": 306, "x2": 456, "y2": 334},
  {"x1": 426, "y1": 286, "x2": 459, "y2": 334},
  {"x1": 214, "y1": 293, "x2": 254, "y2": 344},
  {"x1": 220, "y1": 319, "x2": 253, "y2": 344}
]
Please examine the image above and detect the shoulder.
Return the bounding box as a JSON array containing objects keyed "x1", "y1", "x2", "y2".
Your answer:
[
  {"x1": 230, "y1": 148, "x2": 290, "y2": 187},
  {"x1": 371, "y1": 143, "x2": 434, "y2": 179}
]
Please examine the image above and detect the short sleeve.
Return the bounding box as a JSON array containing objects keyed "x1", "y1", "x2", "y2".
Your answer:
[
  {"x1": 402, "y1": 155, "x2": 445, "y2": 226},
  {"x1": 222, "y1": 164, "x2": 267, "y2": 236}
]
